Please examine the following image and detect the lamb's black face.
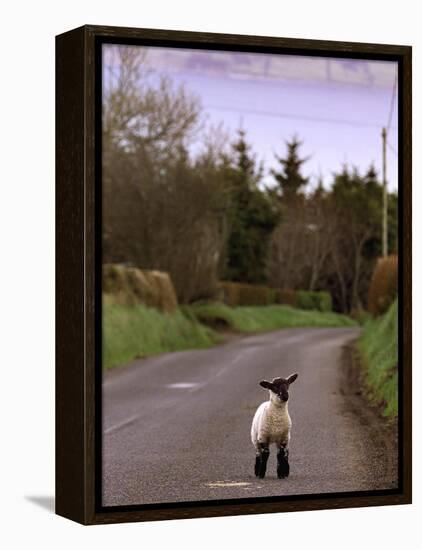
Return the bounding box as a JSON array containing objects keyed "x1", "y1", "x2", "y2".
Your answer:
[
  {"x1": 259, "y1": 374, "x2": 298, "y2": 402},
  {"x1": 269, "y1": 378, "x2": 290, "y2": 401}
]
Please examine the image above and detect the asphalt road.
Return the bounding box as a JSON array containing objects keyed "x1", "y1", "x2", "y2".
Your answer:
[{"x1": 102, "y1": 327, "x2": 398, "y2": 507}]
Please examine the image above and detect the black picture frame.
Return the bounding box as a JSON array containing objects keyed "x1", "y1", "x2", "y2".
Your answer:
[{"x1": 56, "y1": 24, "x2": 412, "y2": 525}]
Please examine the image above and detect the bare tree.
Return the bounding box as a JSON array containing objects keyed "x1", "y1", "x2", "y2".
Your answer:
[
  {"x1": 324, "y1": 167, "x2": 382, "y2": 312},
  {"x1": 269, "y1": 206, "x2": 309, "y2": 289},
  {"x1": 102, "y1": 45, "x2": 230, "y2": 302},
  {"x1": 269, "y1": 190, "x2": 335, "y2": 292},
  {"x1": 103, "y1": 46, "x2": 200, "y2": 152},
  {"x1": 306, "y1": 188, "x2": 337, "y2": 291}
]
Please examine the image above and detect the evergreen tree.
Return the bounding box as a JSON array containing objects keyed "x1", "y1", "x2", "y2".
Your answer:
[
  {"x1": 271, "y1": 136, "x2": 309, "y2": 204},
  {"x1": 223, "y1": 130, "x2": 279, "y2": 284},
  {"x1": 364, "y1": 163, "x2": 379, "y2": 193}
]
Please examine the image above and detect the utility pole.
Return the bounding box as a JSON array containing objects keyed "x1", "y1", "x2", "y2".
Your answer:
[{"x1": 382, "y1": 127, "x2": 388, "y2": 257}]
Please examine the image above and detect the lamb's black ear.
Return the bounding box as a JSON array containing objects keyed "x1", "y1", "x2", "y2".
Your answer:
[
  {"x1": 259, "y1": 380, "x2": 273, "y2": 390},
  {"x1": 286, "y1": 373, "x2": 298, "y2": 385}
]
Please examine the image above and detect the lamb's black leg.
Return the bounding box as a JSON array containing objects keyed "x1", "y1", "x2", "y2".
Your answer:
[
  {"x1": 258, "y1": 442, "x2": 270, "y2": 479},
  {"x1": 277, "y1": 446, "x2": 289, "y2": 479},
  {"x1": 254, "y1": 454, "x2": 261, "y2": 477}
]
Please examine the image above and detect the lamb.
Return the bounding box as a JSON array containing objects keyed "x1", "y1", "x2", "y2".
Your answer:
[{"x1": 251, "y1": 373, "x2": 298, "y2": 479}]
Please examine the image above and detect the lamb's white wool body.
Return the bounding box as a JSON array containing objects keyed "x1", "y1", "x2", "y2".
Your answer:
[{"x1": 251, "y1": 392, "x2": 291, "y2": 452}]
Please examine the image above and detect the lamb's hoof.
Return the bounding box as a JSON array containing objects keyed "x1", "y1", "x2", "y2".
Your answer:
[
  {"x1": 258, "y1": 472, "x2": 266, "y2": 479},
  {"x1": 277, "y1": 463, "x2": 290, "y2": 479}
]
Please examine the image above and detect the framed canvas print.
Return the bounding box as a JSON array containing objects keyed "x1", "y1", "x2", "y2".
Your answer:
[{"x1": 56, "y1": 25, "x2": 412, "y2": 525}]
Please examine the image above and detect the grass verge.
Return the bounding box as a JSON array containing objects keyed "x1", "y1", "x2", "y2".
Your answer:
[
  {"x1": 103, "y1": 300, "x2": 218, "y2": 370},
  {"x1": 358, "y1": 299, "x2": 398, "y2": 417},
  {"x1": 186, "y1": 302, "x2": 356, "y2": 332}
]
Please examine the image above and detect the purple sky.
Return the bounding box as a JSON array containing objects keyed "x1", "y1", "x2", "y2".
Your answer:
[{"x1": 104, "y1": 45, "x2": 398, "y2": 191}]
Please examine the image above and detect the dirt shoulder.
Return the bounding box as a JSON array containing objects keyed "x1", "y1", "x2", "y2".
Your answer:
[{"x1": 339, "y1": 342, "x2": 398, "y2": 489}]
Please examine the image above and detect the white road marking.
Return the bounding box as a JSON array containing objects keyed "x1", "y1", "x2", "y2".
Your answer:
[
  {"x1": 206, "y1": 481, "x2": 251, "y2": 488},
  {"x1": 215, "y1": 348, "x2": 258, "y2": 378},
  {"x1": 165, "y1": 382, "x2": 200, "y2": 389},
  {"x1": 104, "y1": 415, "x2": 140, "y2": 435},
  {"x1": 167, "y1": 351, "x2": 257, "y2": 391}
]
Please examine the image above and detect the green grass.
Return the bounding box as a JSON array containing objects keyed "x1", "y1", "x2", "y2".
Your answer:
[
  {"x1": 358, "y1": 299, "x2": 398, "y2": 417},
  {"x1": 103, "y1": 301, "x2": 219, "y2": 370},
  {"x1": 186, "y1": 302, "x2": 356, "y2": 332}
]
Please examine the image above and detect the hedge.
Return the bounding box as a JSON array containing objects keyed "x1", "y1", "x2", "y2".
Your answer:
[
  {"x1": 296, "y1": 290, "x2": 332, "y2": 312},
  {"x1": 103, "y1": 263, "x2": 178, "y2": 313},
  {"x1": 217, "y1": 282, "x2": 332, "y2": 312},
  {"x1": 276, "y1": 288, "x2": 297, "y2": 307},
  {"x1": 218, "y1": 281, "x2": 277, "y2": 306}
]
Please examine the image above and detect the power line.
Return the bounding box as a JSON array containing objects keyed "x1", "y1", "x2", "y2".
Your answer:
[
  {"x1": 381, "y1": 128, "x2": 388, "y2": 257},
  {"x1": 204, "y1": 103, "x2": 392, "y2": 130},
  {"x1": 387, "y1": 141, "x2": 398, "y2": 157},
  {"x1": 386, "y1": 69, "x2": 398, "y2": 134}
]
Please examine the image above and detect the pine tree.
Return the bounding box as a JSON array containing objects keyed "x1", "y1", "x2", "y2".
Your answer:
[
  {"x1": 223, "y1": 129, "x2": 279, "y2": 284},
  {"x1": 271, "y1": 137, "x2": 309, "y2": 204},
  {"x1": 364, "y1": 164, "x2": 379, "y2": 194}
]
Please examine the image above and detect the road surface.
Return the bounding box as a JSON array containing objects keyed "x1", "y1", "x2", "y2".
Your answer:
[{"x1": 102, "y1": 327, "x2": 398, "y2": 506}]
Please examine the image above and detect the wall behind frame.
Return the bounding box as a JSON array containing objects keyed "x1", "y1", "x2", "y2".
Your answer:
[{"x1": 0, "y1": 0, "x2": 419, "y2": 548}]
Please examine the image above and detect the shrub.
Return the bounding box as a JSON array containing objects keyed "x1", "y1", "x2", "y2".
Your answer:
[
  {"x1": 296, "y1": 290, "x2": 332, "y2": 312},
  {"x1": 350, "y1": 307, "x2": 371, "y2": 326},
  {"x1": 367, "y1": 255, "x2": 398, "y2": 316},
  {"x1": 103, "y1": 263, "x2": 128, "y2": 294},
  {"x1": 143, "y1": 270, "x2": 178, "y2": 313},
  {"x1": 318, "y1": 292, "x2": 332, "y2": 312},
  {"x1": 103, "y1": 264, "x2": 178, "y2": 313},
  {"x1": 103, "y1": 264, "x2": 138, "y2": 306},
  {"x1": 276, "y1": 289, "x2": 297, "y2": 307},
  {"x1": 218, "y1": 281, "x2": 277, "y2": 307}
]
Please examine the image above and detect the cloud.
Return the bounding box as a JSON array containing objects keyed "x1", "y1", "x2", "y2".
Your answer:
[{"x1": 104, "y1": 45, "x2": 397, "y2": 89}]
